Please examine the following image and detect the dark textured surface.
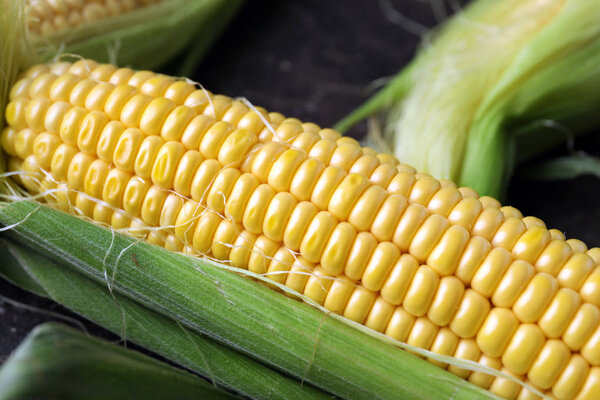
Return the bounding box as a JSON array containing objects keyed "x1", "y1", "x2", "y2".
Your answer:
[{"x1": 1, "y1": 0, "x2": 599, "y2": 363}]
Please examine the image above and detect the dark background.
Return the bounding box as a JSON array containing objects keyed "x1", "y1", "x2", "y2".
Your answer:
[{"x1": 1, "y1": 0, "x2": 599, "y2": 364}]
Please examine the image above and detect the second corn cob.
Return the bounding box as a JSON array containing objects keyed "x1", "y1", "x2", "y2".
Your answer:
[{"x1": 2, "y1": 59, "x2": 600, "y2": 400}]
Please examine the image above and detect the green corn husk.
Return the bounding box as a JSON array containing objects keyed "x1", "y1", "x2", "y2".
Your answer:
[
  {"x1": 0, "y1": 323, "x2": 238, "y2": 400},
  {"x1": 336, "y1": 0, "x2": 600, "y2": 198},
  {"x1": 20, "y1": 0, "x2": 244, "y2": 73},
  {"x1": 0, "y1": 200, "x2": 501, "y2": 400},
  {"x1": 0, "y1": 237, "x2": 330, "y2": 400}
]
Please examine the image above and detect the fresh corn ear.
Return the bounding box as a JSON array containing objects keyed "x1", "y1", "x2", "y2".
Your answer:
[
  {"x1": 336, "y1": 0, "x2": 600, "y2": 199},
  {"x1": 3, "y1": 59, "x2": 600, "y2": 400},
  {"x1": 5, "y1": 0, "x2": 244, "y2": 74},
  {"x1": 26, "y1": 0, "x2": 163, "y2": 37}
]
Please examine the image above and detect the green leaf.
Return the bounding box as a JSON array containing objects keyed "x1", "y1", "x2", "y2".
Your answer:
[
  {"x1": 521, "y1": 154, "x2": 600, "y2": 180},
  {"x1": 0, "y1": 238, "x2": 329, "y2": 400},
  {"x1": 0, "y1": 323, "x2": 237, "y2": 400},
  {"x1": 0, "y1": 200, "x2": 498, "y2": 400}
]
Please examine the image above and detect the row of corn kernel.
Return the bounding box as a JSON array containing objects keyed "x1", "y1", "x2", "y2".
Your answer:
[{"x1": 27, "y1": 0, "x2": 158, "y2": 36}]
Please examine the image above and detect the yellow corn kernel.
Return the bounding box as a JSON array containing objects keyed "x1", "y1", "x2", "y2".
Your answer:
[
  {"x1": 468, "y1": 355, "x2": 502, "y2": 389},
  {"x1": 563, "y1": 303, "x2": 600, "y2": 351},
  {"x1": 428, "y1": 327, "x2": 459, "y2": 368},
  {"x1": 448, "y1": 339, "x2": 481, "y2": 379},
  {"x1": 513, "y1": 272, "x2": 558, "y2": 323},
  {"x1": 343, "y1": 287, "x2": 377, "y2": 324},
  {"x1": 538, "y1": 288, "x2": 581, "y2": 338},
  {"x1": 406, "y1": 317, "x2": 438, "y2": 352},
  {"x1": 448, "y1": 197, "x2": 483, "y2": 231},
  {"x1": 321, "y1": 222, "x2": 356, "y2": 276},
  {"x1": 403, "y1": 265, "x2": 439, "y2": 317},
  {"x1": 190, "y1": 159, "x2": 221, "y2": 202},
  {"x1": 558, "y1": 253, "x2": 594, "y2": 291},
  {"x1": 123, "y1": 177, "x2": 151, "y2": 217},
  {"x1": 476, "y1": 308, "x2": 519, "y2": 358},
  {"x1": 303, "y1": 268, "x2": 334, "y2": 306},
  {"x1": 103, "y1": 169, "x2": 132, "y2": 209},
  {"x1": 449, "y1": 289, "x2": 490, "y2": 339},
  {"x1": 323, "y1": 276, "x2": 355, "y2": 314},
  {"x1": 553, "y1": 355, "x2": 589, "y2": 399},
  {"x1": 489, "y1": 368, "x2": 523, "y2": 400},
  {"x1": 581, "y1": 268, "x2": 600, "y2": 307},
  {"x1": 455, "y1": 236, "x2": 492, "y2": 284},
  {"x1": 409, "y1": 175, "x2": 440, "y2": 206},
  {"x1": 328, "y1": 173, "x2": 369, "y2": 221},
  {"x1": 492, "y1": 217, "x2": 527, "y2": 250},
  {"x1": 361, "y1": 242, "x2": 400, "y2": 292},
  {"x1": 502, "y1": 324, "x2": 545, "y2": 374},
  {"x1": 173, "y1": 151, "x2": 204, "y2": 197},
  {"x1": 528, "y1": 340, "x2": 571, "y2": 389},
  {"x1": 387, "y1": 170, "x2": 415, "y2": 197},
  {"x1": 242, "y1": 183, "x2": 274, "y2": 233},
  {"x1": 492, "y1": 260, "x2": 535, "y2": 308},
  {"x1": 283, "y1": 201, "x2": 318, "y2": 251},
  {"x1": 427, "y1": 225, "x2": 469, "y2": 276},
  {"x1": 371, "y1": 194, "x2": 407, "y2": 242},
  {"x1": 113, "y1": 128, "x2": 144, "y2": 172},
  {"x1": 471, "y1": 247, "x2": 512, "y2": 298},
  {"x1": 472, "y1": 207, "x2": 504, "y2": 241},
  {"x1": 225, "y1": 173, "x2": 260, "y2": 223},
  {"x1": 427, "y1": 276, "x2": 464, "y2": 326},
  {"x1": 392, "y1": 203, "x2": 428, "y2": 251},
  {"x1": 535, "y1": 239, "x2": 572, "y2": 276},
  {"x1": 364, "y1": 296, "x2": 395, "y2": 333},
  {"x1": 385, "y1": 307, "x2": 416, "y2": 342},
  {"x1": 513, "y1": 227, "x2": 551, "y2": 265},
  {"x1": 299, "y1": 211, "x2": 337, "y2": 263},
  {"x1": 582, "y1": 324, "x2": 600, "y2": 365},
  {"x1": 83, "y1": 159, "x2": 109, "y2": 198},
  {"x1": 140, "y1": 186, "x2": 167, "y2": 226}
]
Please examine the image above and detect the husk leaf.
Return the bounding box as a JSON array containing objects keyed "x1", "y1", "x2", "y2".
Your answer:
[
  {"x1": 0, "y1": 239, "x2": 329, "y2": 400},
  {"x1": 0, "y1": 322, "x2": 238, "y2": 400}
]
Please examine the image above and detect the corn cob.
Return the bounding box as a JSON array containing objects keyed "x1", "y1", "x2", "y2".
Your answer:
[
  {"x1": 2, "y1": 59, "x2": 600, "y2": 400},
  {"x1": 26, "y1": 0, "x2": 164, "y2": 36}
]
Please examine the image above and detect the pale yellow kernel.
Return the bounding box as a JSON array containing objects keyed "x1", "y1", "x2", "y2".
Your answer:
[
  {"x1": 268, "y1": 148, "x2": 307, "y2": 193},
  {"x1": 476, "y1": 308, "x2": 518, "y2": 358},
  {"x1": 364, "y1": 296, "x2": 395, "y2": 333},
  {"x1": 449, "y1": 289, "x2": 490, "y2": 339},
  {"x1": 242, "y1": 184, "x2": 275, "y2": 234},
  {"x1": 539, "y1": 288, "x2": 581, "y2": 338},
  {"x1": 513, "y1": 272, "x2": 558, "y2": 323},
  {"x1": 343, "y1": 286, "x2": 377, "y2": 324},
  {"x1": 310, "y1": 166, "x2": 346, "y2": 211},
  {"x1": 403, "y1": 265, "x2": 439, "y2": 317},
  {"x1": 290, "y1": 158, "x2": 325, "y2": 202},
  {"x1": 492, "y1": 260, "x2": 534, "y2": 308},
  {"x1": 455, "y1": 236, "x2": 491, "y2": 284},
  {"x1": 361, "y1": 242, "x2": 400, "y2": 292},
  {"x1": 502, "y1": 324, "x2": 545, "y2": 375},
  {"x1": 206, "y1": 168, "x2": 242, "y2": 214},
  {"x1": 447, "y1": 339, "x2": 481, "y2": 379},
  {"x1": 427, "y1": 276, "x2": 464, "y2": 327},
  {"x1": 300, "y1": 211, "x2": 337, "y2": 264},
  {"x1": 371, "y1": 194, "x2": 407, "y2": 242},
  {"x1": 151, "y1": 141, "x2": 186, "y2": 189},
  {"x1": 427, "y1": 225, "x2": 469, "y2": 276},
  {"x1": 384, "y1": 307, "x2": 416, "y2": 342},
  {"x1": 134, "y1": 135, "x2": 164, "y2": 179},
  {"x1": 328, "y1": 173, "x2": 370, "y2": 221},
  {"x1": 471, "y1": 247, "x2": 512, "y2": 298},
  {"x1": 320, "y1": 222, "x2": 356, "y2": 276},
  {"x1": 392, "y1": 203, "x2": 428, "y2": 251}
]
